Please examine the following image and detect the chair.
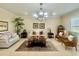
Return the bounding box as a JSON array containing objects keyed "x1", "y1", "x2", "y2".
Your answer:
[
  {"x1": 47, "y1": 29, "x2": 54, "y2": 38},
  {"x1": 21, "y1": 29, "x2": 27, "y2": 38},
  {"x1": 39, "y1": 36, "x2": 46, "y2": 47},
  {"x1": 63, "y1": 37, "x2": 78, "y2": 51},
  {"x1": 48, "y1": 32, "x2": 54, "y2": 38},
  {"x1": 55, "y1": 25, "x2": 65, "y2": 42},
  {"x1": 62, "y1": 32, "x2": 78, "y2": 51},
  {"x1": 39, "y1": 31, "x2": 43, "y2": 35}
]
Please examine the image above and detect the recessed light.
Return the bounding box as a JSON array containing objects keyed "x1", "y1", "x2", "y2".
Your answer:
[{"x1": 52, "y1": 12, "x2": 56, "y2": 16}]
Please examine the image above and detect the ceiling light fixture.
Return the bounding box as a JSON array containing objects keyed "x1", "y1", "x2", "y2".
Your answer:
[{"x1": 33, "y1": 3, "x2": 48, "y2": 21}]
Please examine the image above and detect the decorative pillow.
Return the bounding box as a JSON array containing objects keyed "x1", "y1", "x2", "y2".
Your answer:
[
  {"x1": 64, "y1": 30, "x2": 69, "y2": 37},
  {"x1": 5, "y1": 32, "x2": 12, "y2": 38},
  {"x1": 68, "y1": 35, "x2": 74, "y2": 41},
  {"x1": 0, "y1": 31, "x2": 12, "y2": 40},
  {"x1": 59, "y1": 32, "x2": 63, "y2": 37},
  {"x1": 0, "y1": 34, "x2": 9, "y2": 40},
  {"x1": 11, "y1": 33, "x2": 17, "y2": 38}
]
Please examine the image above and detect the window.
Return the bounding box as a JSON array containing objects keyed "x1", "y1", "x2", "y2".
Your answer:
[{"x1": 71, "y1": 17, "x2": 79, "y2": 33}]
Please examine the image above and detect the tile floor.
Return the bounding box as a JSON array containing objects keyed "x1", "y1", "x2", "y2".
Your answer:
[{"x1": 0, "y1": 38, "x2": 79, "y2": 56}]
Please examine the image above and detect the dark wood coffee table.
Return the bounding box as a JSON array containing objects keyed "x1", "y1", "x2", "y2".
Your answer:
[{"x1": 27, "y1": 35, "x2": 46, "y2": 47}]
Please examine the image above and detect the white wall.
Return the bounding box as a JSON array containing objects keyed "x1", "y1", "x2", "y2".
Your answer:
[
  {"x1": 20, "y1": 16, "x2": 61, "y2": 35},
  {"x1": 61, "y1": 8, "x2": 79, "y2": 31},
  {"x1": 0, "y1": 7, "x2": 61, "y2": 35},
  {"x1": 0, "y1": 8, "x2": 17, "y2": 32}
]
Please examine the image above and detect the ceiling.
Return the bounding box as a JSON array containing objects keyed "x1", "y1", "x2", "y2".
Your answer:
[{"x1": 0, "y1": 3, "x2": 79, "y2": 17}]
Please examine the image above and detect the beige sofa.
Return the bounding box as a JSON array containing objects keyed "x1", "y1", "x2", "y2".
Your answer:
[{"x1": 0, "y1": 32, "x2": 19, "y2": 48}]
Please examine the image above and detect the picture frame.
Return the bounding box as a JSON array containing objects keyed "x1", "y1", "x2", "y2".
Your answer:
[
  {"x1": 33, "y1": 23, "x2": 38, "y2": 29},
  {"x1": 0, "y1": 21, "x2": 8, "y2": 32},
  {"x1": 39, "y1": 23, "x2": 45, "y2": 29}
]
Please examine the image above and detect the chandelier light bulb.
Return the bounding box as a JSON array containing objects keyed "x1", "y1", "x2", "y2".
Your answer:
[
  {"x1": 45, "y1": 15, "x2": 48, "y2": 17},
  {"x1": 44, "y1": 12, "x2": 48, "y2": 16},
  {"x1": 39, "y1": 11, "x2": 43, "y2": 15},
  {"x1": 33, "y1": 13, "x2": 38, "y2": 18}
]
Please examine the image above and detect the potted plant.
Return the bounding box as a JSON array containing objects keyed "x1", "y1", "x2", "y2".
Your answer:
[{"x1": 12, "y1": 17, "x2": 24, "y2": 35}]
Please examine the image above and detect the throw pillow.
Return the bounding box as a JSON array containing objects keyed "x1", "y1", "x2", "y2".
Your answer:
[
  {"x1": 68, "y1": 35, "x2": 74, "y2": 41},
  {"x1": 59, "y1": 32, "x2": 63, "y2": 37}
]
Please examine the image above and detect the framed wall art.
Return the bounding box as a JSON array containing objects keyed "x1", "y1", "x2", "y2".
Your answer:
[
  {"x1": 33, "y1": 23, "x2": 38, "y2": 29},
  {"x1": 0, "y1": 21, "x2": 8, "y2": 32},
  {"x1": 39, "y1": 23, "x2": 45, "y2": 29}
]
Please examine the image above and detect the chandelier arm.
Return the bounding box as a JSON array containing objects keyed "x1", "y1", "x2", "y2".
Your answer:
[{"x1": 33, "y1": 3, "x2": 48, "y2": 21}]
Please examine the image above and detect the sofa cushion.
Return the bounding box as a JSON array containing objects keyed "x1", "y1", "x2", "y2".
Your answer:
[{"x1": 68, "y1": 35, "x2": 74, "y2": 41}]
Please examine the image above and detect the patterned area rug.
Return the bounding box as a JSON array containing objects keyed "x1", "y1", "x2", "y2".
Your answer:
[{"x1": 16, "y1": 40, "x2": 58, "y2": 51}]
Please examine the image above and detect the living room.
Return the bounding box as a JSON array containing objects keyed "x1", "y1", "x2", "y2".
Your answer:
[{"x1": 0, "y1": 3, "x2": 79, "y2": 56}]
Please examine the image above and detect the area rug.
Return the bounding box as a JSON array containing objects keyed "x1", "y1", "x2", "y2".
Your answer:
[{"x1": 16, "y1": 40, "x2": 58, "y2": 51}]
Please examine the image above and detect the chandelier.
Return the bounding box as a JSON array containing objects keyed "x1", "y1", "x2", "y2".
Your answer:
[{"x1": 33, "y1": 3, "x2": 48, "y2": 20}]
